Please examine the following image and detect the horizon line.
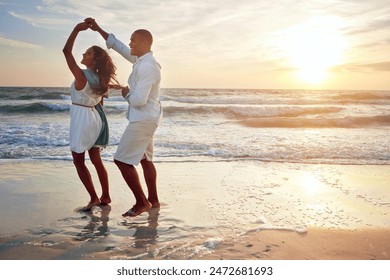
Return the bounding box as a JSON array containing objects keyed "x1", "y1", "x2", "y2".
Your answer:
[{"x1": 0, "y1": 85, "x2": 389, "y2": 91}]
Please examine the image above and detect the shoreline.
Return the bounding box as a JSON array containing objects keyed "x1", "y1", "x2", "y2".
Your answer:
[{"x1": 1, "y1": 159, "x2": 389, "y2": 260}]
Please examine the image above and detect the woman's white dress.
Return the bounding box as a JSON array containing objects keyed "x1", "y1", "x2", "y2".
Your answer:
[{"x1": 69, "y1": 81, "x2": 102, "y2": 153}]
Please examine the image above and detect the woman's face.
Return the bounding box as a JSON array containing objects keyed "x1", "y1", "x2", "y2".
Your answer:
[{"x1": 81, "y1": 48, "x2": 95, "y2": 68}]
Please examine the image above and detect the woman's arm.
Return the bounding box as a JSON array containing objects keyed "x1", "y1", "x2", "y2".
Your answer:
[{"x1": 62, "y1": 22, "x2": 89, "y2": 90}]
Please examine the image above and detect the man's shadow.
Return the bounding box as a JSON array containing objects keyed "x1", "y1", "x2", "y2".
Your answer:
[
  {"x1": 121, "y1": 208, "x2": 160, "y2": 248},
  {"x1": 75, "y1": 205, "x2": 111, "y2": 241}
]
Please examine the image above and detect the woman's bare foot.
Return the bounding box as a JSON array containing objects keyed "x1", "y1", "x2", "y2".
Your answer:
[
  {"x1": 81, "y1": 199, "x2": 101, "y2": 211},
  {"x1": 122, "y1": 202, "x2": 152, "y2": 217}
]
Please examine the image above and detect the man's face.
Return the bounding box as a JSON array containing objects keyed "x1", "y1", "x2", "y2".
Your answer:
[{"x1": 129, "y1": 32, "x2": 145, "y2": 57}]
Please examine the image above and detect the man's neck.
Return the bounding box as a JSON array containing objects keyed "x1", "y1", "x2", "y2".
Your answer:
[{"x1": 137, "y1": 50, "x2": 151, "y2": 58}]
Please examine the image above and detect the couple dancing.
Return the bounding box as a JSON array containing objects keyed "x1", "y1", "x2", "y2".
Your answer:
[{"x1": 62, "y1": 18, "x2": 162, "y2": 217}]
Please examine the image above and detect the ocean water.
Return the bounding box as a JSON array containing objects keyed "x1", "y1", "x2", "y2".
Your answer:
[
  {"x1": 1, "y1": 87, "x2": 390, "y2": 165},
  {"x1": 1, "y1": 87, "x2": 390, "y2": 259}
]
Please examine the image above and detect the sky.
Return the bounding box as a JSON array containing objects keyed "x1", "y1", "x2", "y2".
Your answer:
[{"x1": 0, "y1": 0, "x2": 389, "y2": 90}]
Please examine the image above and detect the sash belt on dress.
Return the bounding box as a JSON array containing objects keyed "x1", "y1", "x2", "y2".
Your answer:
[{"x1": 72, "y1": 102, "x2": 95, "y2": 109}]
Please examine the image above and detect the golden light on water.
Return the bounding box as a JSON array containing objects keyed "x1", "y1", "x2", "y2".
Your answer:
[
  {"x1": 300, "y1": 172, "x2": 323, "y2": 194},
  {"x1": 279, "y1": 16, "x2": 347, "y2": 85}
]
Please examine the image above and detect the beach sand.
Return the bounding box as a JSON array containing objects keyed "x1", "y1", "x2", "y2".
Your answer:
[
  {"x1": 0, "y1": 159, "x2": 389, "y2": 260},
  {"x1": 201, "y1": 228, "x2": 390, "y2": 260}
]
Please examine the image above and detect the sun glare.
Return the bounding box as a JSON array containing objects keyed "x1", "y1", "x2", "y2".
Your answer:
[
  {"x1": 300, "y1": 172, "x2": 322, "y2": 194},
  {"x1": 279, "y1": 17, "x2": 346, "y2": 85}
]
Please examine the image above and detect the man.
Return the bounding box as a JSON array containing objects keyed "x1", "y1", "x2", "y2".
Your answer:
[{"x1": 85, "y1": 18, "x2": 162, "y2": 217}]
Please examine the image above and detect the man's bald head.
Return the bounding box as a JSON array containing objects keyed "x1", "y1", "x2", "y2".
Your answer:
[{"x1": 134, "y1": 29, "x2": 153, "y2": 47}]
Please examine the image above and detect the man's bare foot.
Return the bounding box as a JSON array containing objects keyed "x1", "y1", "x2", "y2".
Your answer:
[
  {"x1": 151, "y1": 202, "x2": 160, "y2": 208},
  {"x1": 100, "y1": 196, "x2": 111, "y2": 205},
  {"x1": 148, "y1": 200, "x2": 160, "y2": 208},
  {"x1": 122, "y1": 203, "x2": 152, "y2": 217},
  {"x1": 81, "y1": 199, "x2": 100, "y2": 212}
]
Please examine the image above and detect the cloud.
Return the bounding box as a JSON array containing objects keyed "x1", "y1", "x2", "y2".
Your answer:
[
  {"x1": 0, "y1": 36, "x2": 43, "y2": 50},
  {"x1": 359, "y1": 61, "x2": 390, "y2": 71},
  {"x1": 345, "y1": 18, "x2": 390, "y2": 36},
  {"x1": 332, "y1": 61, "x2": 390, "y2": 72},
  {"x1": 8, "y1": 11, "x2": 73, "y2": 28}
]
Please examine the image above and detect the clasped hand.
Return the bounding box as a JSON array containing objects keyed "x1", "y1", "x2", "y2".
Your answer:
[
  {"x1": 84, "y1": 17, "x2": 99, "y2": 31},
  {"x1": 74, "y1": 18, "x2": 99, "y2": 32}
]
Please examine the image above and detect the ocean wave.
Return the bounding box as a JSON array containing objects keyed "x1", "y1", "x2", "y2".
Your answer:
[
  {"x1": 334, "y1": 92, "x2": 390, "y2": 102},
  {"x1": 0, "y1": 101, "x2": 130, "y2": 115},
  {"x1": 0, "y1": 102, "x2": 70, "y2": 114},
  {"x1": 163, "y1": 105, "x2": 344, "y2": 118},
  {"x1": 163, "y1": 95, "x2": 267, "y2": 105},
  {"x1": 156, "y1": 139, "x2": 374, "y2": 165},
  {"x1": 163, "y1": 89, "x2": 390, "y2": 105},
  {"x1": 234, "y1": 114, "x2": 390, "y2": 128},
  {"x1": 0, "y1": 87, "x2": 69, "y2": 100}
]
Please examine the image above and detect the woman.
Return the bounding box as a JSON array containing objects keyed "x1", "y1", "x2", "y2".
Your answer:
[{"x1": 63, "y1": 21, "x2": 120, "y2": 211}]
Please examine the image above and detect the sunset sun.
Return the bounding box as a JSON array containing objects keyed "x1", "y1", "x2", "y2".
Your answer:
[{"x1": 279, "y1": 17, "x2": 347, "y2": 84}]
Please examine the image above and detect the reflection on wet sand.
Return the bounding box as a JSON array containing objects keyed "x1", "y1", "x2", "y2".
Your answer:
[
  {"x1": 121, "y1": 208, "x2": 160, "y2": 248},
  {"x1": 75, "y1": 205, "x2": 111, "y2": 241}
]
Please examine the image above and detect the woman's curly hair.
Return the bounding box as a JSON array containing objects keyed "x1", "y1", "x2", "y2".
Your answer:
[{"x1": 91, "y1": 45, "x2": 121, "y2": 95}]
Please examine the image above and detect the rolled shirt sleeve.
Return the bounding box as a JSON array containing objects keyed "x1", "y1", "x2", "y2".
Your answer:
[{"x1": 106, "y1": 34, "x2": 137, "y2": 63}]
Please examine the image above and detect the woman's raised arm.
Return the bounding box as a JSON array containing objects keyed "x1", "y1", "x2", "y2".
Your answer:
[{"x1": 62, "y1": 22, "x2": 89, "y2": 90}]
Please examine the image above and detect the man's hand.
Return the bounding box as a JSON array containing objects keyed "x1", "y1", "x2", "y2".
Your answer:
[
  {"x1": 84, "y1": 17, "x2": 99, "y2": 31},
  {"x1": 121, "y1": 86, "x2": 130, "y2": 98},
  {"x1": 84, "y1": 17, "x2": 109, "y2": 40}
]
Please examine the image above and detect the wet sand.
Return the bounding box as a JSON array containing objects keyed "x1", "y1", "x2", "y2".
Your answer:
[
  {"x1": 0, "y1": 160, "x2": 389, "y2": 260},
  {"x1": 202, "y1": 228, "x2": 390, "y2": 260}
]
